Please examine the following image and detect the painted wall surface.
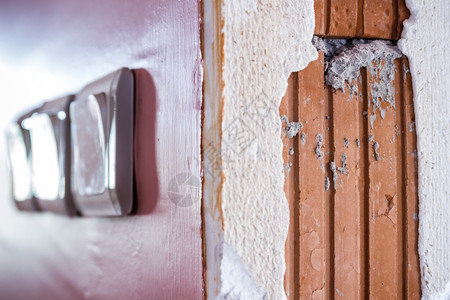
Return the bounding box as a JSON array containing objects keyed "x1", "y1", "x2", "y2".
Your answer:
[
  {"x1": 399, "y1": 1, "x2": 450, "y2": 299},
  {"x1": 205, "y1": 0, "x2": 450, "y2": 299},
  {"x1": 0, "y1": 0, "x2": 203, "y2": 299}
]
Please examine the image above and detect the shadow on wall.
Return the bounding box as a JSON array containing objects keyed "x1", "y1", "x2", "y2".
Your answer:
[{"x1": 133, "y1": 69, "x2": 159, "y2": 215}]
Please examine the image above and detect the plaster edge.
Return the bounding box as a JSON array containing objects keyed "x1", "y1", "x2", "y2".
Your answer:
[
  {"x1": 202, "y1": 0, "x2": 225, "y2": 298},
  {"x1": 399, "y1": 0, "x2": 450, "y2": 299}
]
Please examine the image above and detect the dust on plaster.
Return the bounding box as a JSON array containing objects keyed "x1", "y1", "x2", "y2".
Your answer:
[{"x1": 220, "y1": 0, "x2": 317, "y2": 299}]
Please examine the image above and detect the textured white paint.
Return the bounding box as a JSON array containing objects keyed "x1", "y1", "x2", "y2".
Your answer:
[
  {"x1": 399, "y1": 1, "x2": 450, "y2": 299},
  {"x1": 219, "y1": 0, "x2": 316, "y2": 299}
]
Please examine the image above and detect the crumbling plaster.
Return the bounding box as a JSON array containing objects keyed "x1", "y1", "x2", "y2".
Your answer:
[{"x1": 204, "y1": 0, "x2": 450, "y2": 299}]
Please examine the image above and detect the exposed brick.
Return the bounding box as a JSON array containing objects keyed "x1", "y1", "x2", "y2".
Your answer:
[
  {"x1": 314, "y1": 0, "x2": 327, "y2": 36},
  {"x1": 297, "y1": 52, "x2": 328, "y2": 298},
  {"x1": 314, "y1": 0, "x2": 410, "y2": 39},
  {"x1": 281, "y1": 54, "x2": 420, "y2": 299},
  {"x1": 328, "y1": 0, "x2": 359, "y2": 37},
  {"x1": 364, "y1": 0, "x2": 396, "y2": 39}
]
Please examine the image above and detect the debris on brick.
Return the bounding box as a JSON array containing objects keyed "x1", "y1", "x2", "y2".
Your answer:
[
  {"x1": 380, "y1": 108, "x2": 386, "y2": 119},
  {"x1": 324, "y1": 39, "x2": 403, "y2": 129},
  {"x1": 325, "y1": 176, "x2": 330, "y2": 191},
  {"x1": 330, "y1": 161, "x2": 338, "y2": 189},
  {"x1": 370, "y1": 114, "x2": 377, "y2": 129},
  {"x1": 301, "y1": 132, "x2": 306, "y2": 145},
  {"x1": 344, "y1": 137, "x2": 349, "y2": 148},
  {"x1": 312, "y1": 36, "x2": 347, "y2": 61},
  {"x1": 337, "y1": 153, "x2": 349, "y2": 174},
  {"x1": 325, "y1": 40, "x2": 402, "y2": 95},
  {"x1": 315, "y1": 134, "x2": 323, "y2": 159},
  {"x1": 373, "y1": 142, "x2": 380, "y2": 161},
  {"x1": 284, "y1": 162, "x2": 293, "y2": 173},
  {"x1": 281, "y1": 115, "x2": 303, "y2": 138}
]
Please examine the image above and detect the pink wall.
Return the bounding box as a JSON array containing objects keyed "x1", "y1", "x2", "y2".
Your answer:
[{"x1": 0, "y1": 0, "x2": 203, "y2": 299}]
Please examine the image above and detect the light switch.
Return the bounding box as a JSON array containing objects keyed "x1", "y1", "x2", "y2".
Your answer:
[
  {"x1": 70, "y1": 68, "x2": 134, "y2": 216},
  {"x1": 5, "y1": 111, "x2": 37, "y2": 211},
  {"x1": 21, "y1": 96, "x2": 77, "y2": 215},
  {"x1": 6, "y1": 68, "x2": 135, "y2": 217}
]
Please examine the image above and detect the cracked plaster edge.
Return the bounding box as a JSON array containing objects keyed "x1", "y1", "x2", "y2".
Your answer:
[
  {"x1": 216, "y1": 0, "x2": 317, "y2": 299},
  {"x1": 399, "y1": 0, "x2": 450, "y2": 299}
]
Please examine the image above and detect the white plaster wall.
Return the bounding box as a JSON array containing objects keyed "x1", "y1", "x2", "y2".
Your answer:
[
  {"x1": 219, "y1": 0, "x2": 316, "y2": 299},
  {"x1": 399, "y1": 1, "x2": 450, "y2": 299}
]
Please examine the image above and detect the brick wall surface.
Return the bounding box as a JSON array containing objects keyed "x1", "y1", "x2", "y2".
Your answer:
[
  {"x1": 314, "y1": 0, "x2": 409, "y2": 39},
  {"x1": 281, "y1": 52, "x2": 420, "y2": 299}
]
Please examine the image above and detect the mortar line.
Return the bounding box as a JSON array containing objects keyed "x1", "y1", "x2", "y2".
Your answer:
[
  {"x1": 393, "y1": 0, "x2": 400, "y2": 40},
  {"x1": 398, "y1": 57, "x2": 408, "y2": 300},
  {"x1": 361, "y1": 67, "x2": 370, "y2": 300},
  {"x1": 293, "y1": 72, "x2": 300, "y2": 300},
  {"x1": 323, "y1": 84, "x2": 333, "y2": 300},
  {"x1": 357, "y1": 68, "x2": 367, "y2": 299},
  {"x1": 357, "y1": 0, "x2": 365, "y2": 37},
  {"x1": 325, "y1": 0, "x2": 332, "y2": 36},
  {"x1": 327, "y1": 85, "x2": 336, "y2": 300}
]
